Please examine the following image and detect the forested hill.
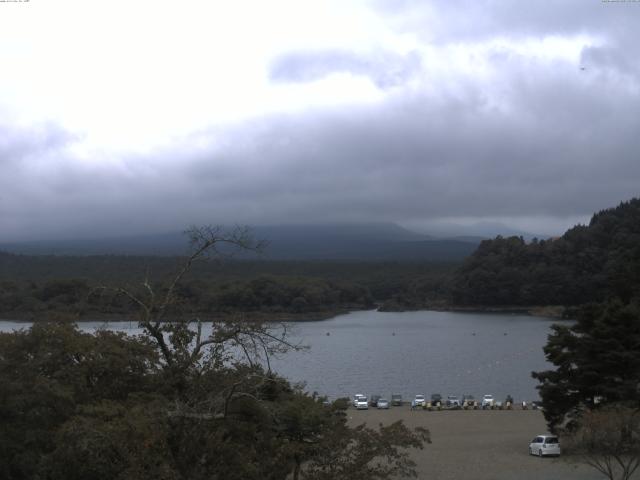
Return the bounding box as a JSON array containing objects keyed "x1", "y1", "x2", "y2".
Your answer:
[{"x1": 450, "y1": 198, "x2": 640, "y2": 307}]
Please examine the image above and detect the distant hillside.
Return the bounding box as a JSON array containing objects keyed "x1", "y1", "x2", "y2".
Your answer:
[
  {"x1": 0, "y1": 223, "x2": 478, "y2": 261},
  {"x1": 450, "y1": 198, "x2": 640, "y2": 307}
]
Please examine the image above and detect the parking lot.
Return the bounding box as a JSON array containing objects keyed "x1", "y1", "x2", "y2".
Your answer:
[{"x1": 347, "y1": 408, "x2": 606, "y2": 480}]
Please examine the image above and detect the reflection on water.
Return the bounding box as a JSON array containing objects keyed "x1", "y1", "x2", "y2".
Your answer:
[
  {"x1": 269, "y1": 310, "x2": 559, "y2": 402},
  {"x1": 0, "y1": 310, "x2": 560, "y2": 401}
]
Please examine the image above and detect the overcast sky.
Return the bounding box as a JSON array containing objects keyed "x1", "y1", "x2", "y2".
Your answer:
[{"x1": 1, "y1": 0, "x2": 639, "y2": 241}]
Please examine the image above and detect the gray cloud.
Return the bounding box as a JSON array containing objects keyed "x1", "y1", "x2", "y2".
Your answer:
[
  {"x1": 0, "y1": 122, "x2": 75, "y2": 166},
  {"x1": 269, "y1": 49, "x2": 422, "y2": 88},
  {"x1": 3, "y1": 59, "x2": 640, "y2": 241},
  {"x1": 374, "y1": 0, "x2": 640, "y2": 80},
  {"x1": 374, "y1": 0, "x2": 638, "y2": 41},
  {"x1": 2, "y1": 2, "x2": 640, "y2": 242},
  {"x1": 581, "y1": 45, "x2": 640, "y2": 77},
  {"x1": 197, "y1": 78, "x2": 639, "y2": 223}
]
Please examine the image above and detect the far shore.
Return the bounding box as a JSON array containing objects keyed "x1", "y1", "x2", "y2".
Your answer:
[
  {"x1": 0, "y1": 309, "x2": 357, "y2": 324},
  {"x1": 379, "y1": 304, "x2": 570, "y2": 319},
  {"x1": 0, "y1": 304, "x2": 571, "y2": 324}
]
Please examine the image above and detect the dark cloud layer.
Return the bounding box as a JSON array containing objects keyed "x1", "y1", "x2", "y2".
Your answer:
[
  {"x1": 374, "y1": 0, "x2": 639, "y2": 42},
  {"x1": 5, "y1": 65, "x2": 638, "y2": 241},
  {"x1": 2, "y1": 1, "x2": 639, "y2": 241}
]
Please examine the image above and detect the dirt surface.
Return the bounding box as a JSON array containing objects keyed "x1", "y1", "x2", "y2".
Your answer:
[{"x1": 347, "y1": 407, "x2": 607, "y2": 480}]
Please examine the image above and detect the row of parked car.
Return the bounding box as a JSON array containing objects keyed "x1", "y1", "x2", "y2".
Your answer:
[{"x1": 353, "y1": 393, "x2": 542, "y2": 410}]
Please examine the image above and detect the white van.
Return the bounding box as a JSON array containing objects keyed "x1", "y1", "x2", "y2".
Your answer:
[{"x1": 529, "y1": 435, "x2": 560, "y2": 457}]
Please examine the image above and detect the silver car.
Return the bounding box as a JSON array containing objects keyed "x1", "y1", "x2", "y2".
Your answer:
[
  {"x1": 529, "y1": 435, "x2": 560, "y2": 457},
  {"x1": 377, "y1": 398, "x2": 390, "y2": 409},
  {"x1": 446, "y1": 395, "x2": 461, "y2": 408}
]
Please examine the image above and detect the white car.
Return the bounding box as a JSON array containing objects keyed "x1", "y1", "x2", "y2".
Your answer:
[
  {"x1": 352, "y1": 394, "x2": 366, "y2": 407},
  {"x1": 412, "y1": 394, "x2": 426, "y2": 408},
  {"x1": 481, "y1": 394, "x2": 494, "y2": 408},
  {"x1": 355, "y1": 395, "x2": 369, "y2": 410},
  {"x1": 529, "y1": 435, "x2": 560, "y2": 457},
  {"x1": 377, "y1": 398, "x2": 390, "y2": 409}
]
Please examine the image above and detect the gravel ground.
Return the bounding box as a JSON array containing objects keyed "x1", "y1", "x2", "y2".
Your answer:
[{"x1": 347, "y1": 407, "x2": 608, "y2": 480}]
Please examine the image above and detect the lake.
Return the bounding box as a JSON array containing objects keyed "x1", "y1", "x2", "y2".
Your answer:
[{"x1": 0, "y1": 310, "x2": 561, "y2": 402}]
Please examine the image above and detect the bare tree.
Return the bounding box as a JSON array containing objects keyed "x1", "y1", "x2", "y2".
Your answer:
[
  {"x1": 565, "y1": 405, "x2": 640, "y2": 480},
  {"x1": 94, "y1": 225, "x2": 299, "y2": 408}
]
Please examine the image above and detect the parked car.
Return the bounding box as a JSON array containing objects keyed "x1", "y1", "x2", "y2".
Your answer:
[
  {"x1": 355, "y1": 395, "x2": 369, "y2": 410},
  {"x1": 481, "y1": 394, "x2": 494, "y2": 408},
  {"x1": 529, "y1": 435, "x2": 560, "y2": 457},
  {"x1": 531, "y1": 401, "x2": 544, "y2": 410},
  {"x1": 430, "y1": 393, "x2": 443, "y2": 406},
  {"x1": 504, "y1": 395, "x2": 514, "y2": 409},
  {"x1": 391, "y1": 394, "x2": 403, "y2": 406},
  {"x1": 370, "y1": 395, "x2": 381, "y2": 407},
  {"x1": 461, "y1": 394, "x2": 476, "y2": 408},
  {"x1": 353, "y1": 394, "x2": 366, "y2": 408},
  {"x1": 412, "y1": 394, "x2": 426, "y2": 408},
  {"x1": 377, "y1": 398, "x2": 390, "y2": 409},
  {"x1": 446, "y1": 395, "x2": 461, "y2": 408}
]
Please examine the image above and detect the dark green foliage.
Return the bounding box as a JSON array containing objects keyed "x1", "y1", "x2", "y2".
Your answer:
[
  {"x1": 452, "y1": 198, "x2": 640, "y2": 306},
  {"x1": 0, "y1": 255, "x2": 457, "y2": 319},
  {"x1": 532, "y1": 299, "x2": 640, "y2": 432},
  {"x1": 0, "y1": 323, "x2": 428, "y2": 480},
  {"x1": 0, "y1": 323, "x2": 161, "y2": 479},
  {"x1": 0, "y1": 227, "x2": 429, "y2": 479},
  {"x1": 301, "y1": 420, "x2": 430, "y2": 480}
]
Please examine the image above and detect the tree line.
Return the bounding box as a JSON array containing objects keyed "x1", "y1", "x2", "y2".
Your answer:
[
  {"x1": 0, "y1": 275, "x2": 375, "y2": 320},
  {"x1": 0, "y1": 251, "x2": 455, "y2": 320}
]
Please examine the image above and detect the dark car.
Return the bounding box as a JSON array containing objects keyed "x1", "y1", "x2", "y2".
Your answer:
[
  {"x1": 391, "y1": 394, "x2": 403, "y2": 406},
  {"x1": 430, "y1": 393, "x2": 442, "y2": 406},
  {"x1": 370, "y1": 395, "x2": 381, "y2": 407},
  {"x1": 461, "y1": 394, "x2": 477, "y2": 408}
]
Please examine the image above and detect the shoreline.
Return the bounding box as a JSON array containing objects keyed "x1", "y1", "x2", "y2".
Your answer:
[
  {"x1": 0, "y1": 308, "x2": 360, "y2": 324},
  {"x1": 379, "y1": 304, "x2": 570, "y2": 319},
  {"x1": 0, "y1": 304, "x2": 570, "y2": 324}
]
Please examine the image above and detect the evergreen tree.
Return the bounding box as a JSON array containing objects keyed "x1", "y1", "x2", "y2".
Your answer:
[{"x1": 532, "y1": 298, "x2": 640, "y2": 431}]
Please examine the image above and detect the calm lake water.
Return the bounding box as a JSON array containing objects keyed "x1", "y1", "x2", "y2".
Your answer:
[{"x1": 0, "y1": 310, "x2": 561, "y2": 402}]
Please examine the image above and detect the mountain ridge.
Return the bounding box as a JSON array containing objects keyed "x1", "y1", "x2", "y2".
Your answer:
[{"x1": 0, "y1": 223, "x2": 479, "y2": 261}]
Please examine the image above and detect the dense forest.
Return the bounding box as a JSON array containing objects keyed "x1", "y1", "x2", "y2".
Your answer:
[
  {"x1": 450, "y1": 198, "x2": 640, "y2": 308},
  {"x1": 0, "y1": 253, "x2": 455, "y2": 320}
]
